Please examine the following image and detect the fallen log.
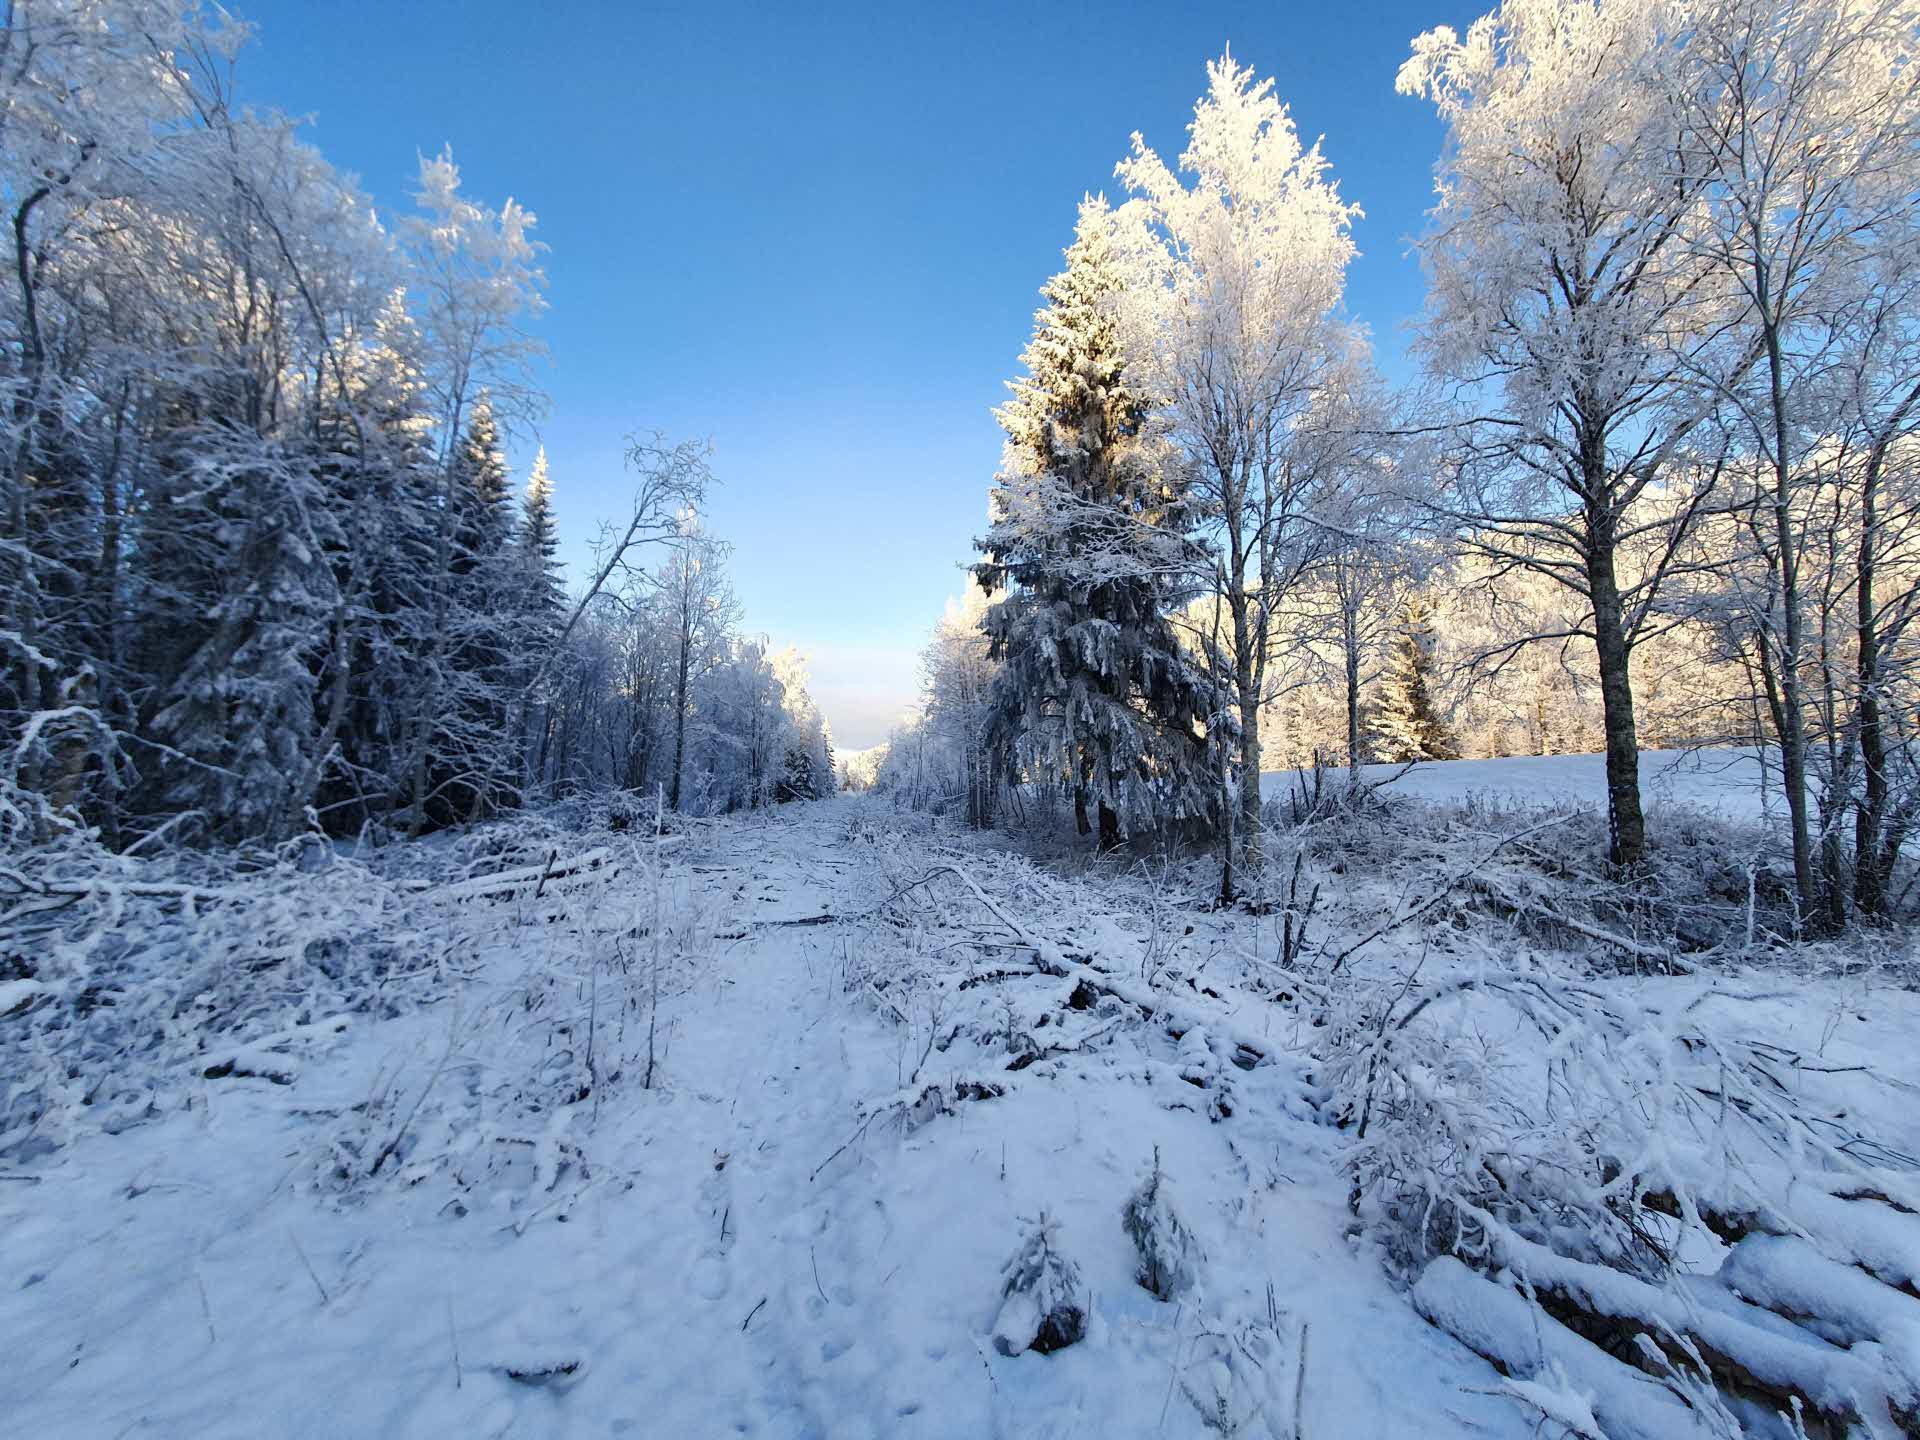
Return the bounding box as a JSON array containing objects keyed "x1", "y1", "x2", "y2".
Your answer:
[
  {"x1": 1486, "y1": 1228, "x2": 1896, "y2": 1434},
  {"x1": 1413, "y1": 1257, "x2": 1710, "y2": 1440}
]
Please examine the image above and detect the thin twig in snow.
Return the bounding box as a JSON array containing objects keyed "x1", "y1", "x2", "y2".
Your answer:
[{"x1": 288, "y1": 1229, "x2": 329, "y2": 1305}]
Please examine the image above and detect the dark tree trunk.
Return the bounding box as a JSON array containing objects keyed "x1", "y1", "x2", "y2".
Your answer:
[
  {"x1": 1752, "y1": 265, "x2": 1819, "y2": 929},
  {"x1": 669, "y1": 626, "x2": 690, "y2": 812},
  {"x1": 1855, "y1": 441, "x2": 1890, "y2": 918},
  {"x1": 1235, "y1": 651, "x2": 1262, "y2": 874},
  {"x1": 1344, "y1": 618, "x2": 1362, "y2": 782},
  {"x1": 1585, "y1": 505, "x2": 1646, "y2": 872}
]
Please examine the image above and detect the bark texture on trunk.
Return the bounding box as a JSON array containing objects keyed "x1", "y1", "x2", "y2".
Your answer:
[{"x1": 1584, "y1": 497, "x2": 1645, "y2": 872}]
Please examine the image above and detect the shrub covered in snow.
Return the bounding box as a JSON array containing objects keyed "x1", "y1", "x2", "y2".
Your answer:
[
  {"x1": 1123, "y1": 1147, "x2": 1205, "y2": 1300},
  {"x1": 1, "y1": 826, "x2": 438, "y2": 1163},
  {"x1": 993, "y1": 1210, "x2": 1086, "y2": 1355}
]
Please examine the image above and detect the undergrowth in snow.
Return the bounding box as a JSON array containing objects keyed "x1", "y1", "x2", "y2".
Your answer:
[{"x1": 5, "y1": 785, "x2": 1920, "y2": 1437}]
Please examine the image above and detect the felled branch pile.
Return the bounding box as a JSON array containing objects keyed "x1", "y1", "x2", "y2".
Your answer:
[
  {"x1": 1415, "y1": 1184, "x2": 1920, "y2": 1438},
  {"x1": 1329, "y1": 942, "x2": 1920, "y2": 1436}
]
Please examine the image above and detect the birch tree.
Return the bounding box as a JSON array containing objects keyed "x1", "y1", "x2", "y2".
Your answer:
[
  {"x1": 395, "y1": 147, "x2": 546, "y2": 834},
  {"x1": 1672, "y1": 0, "x2": 1920, "y2": 925},
  {"x1": 1112, "y1": 53, "x2": 1367, "y2": 885},
  {"x1": 1398, "y1": 0, "x2": 1741, "y2": 871}
]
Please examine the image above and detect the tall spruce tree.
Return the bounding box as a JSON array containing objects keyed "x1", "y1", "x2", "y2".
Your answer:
[
  {"x1": 437, "y1": 394, "x2": 520, "y2": 821},
  {"x1": 976, "y1": 198, "x2": 1223, "y2": 850},
  {"x1": 516, "y1": 447, "x2": 564, "y2": 624},
  {"x1": 1371, "y1": 593, "x2": 1455, "y2": 764},
  {"x1": 514, "y1": 445, "x2": 567, "y2": 792}
]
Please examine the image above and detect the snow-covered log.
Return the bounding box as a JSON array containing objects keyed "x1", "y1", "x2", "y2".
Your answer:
[{"x1": 1412, "y1": 1257, "x2": 1712, "y2": 1440}]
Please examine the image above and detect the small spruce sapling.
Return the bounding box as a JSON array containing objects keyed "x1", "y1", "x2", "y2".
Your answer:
[
  {"x1": 1122, "y1": 1147, "x2": 1203, "y2": 1300},
  {"x1": 992, "y1": 1210, "x2": 1085, "y2": 1355}
]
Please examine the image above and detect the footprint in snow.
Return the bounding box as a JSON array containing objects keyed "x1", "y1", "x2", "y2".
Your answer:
[{"x1": 689, "y1": 1252, "x2": 730, "y2": 1300}]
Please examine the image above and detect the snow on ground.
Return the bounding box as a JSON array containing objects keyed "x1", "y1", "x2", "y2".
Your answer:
[
  {"x1": 1, "y1": 803, "x2": 1529, "y2": 1439},
  {"x1": 6, "y1": 791, "x2": 1919, "y2": 1438},
  {"x1": 1265, "y1": 746, "x2": 1773, "y2": 823}
]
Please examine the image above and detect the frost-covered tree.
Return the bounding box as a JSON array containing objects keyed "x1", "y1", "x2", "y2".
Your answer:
[
  {"x1": 513, "y1": 446, "x2": 567, "y2": 791},
  {"x1": 1121, "y1": 1148, "x2": 1204, "y2": 1301},
  {"x1": 1276, "y1": 386, "x2": 1423, "y2": 778},
  {"x1": 1397, "y1": 0, "x2": 1746, "y2": 871},
  {"x1": 977, "y1": 198, "x2": 1224, "y2": 850},
  {"x1": 874, "y1": 592, "x2": 1002, "y2": 822},
  {"x1": 395, "y1": 147, "x2": 547, "y2": 835},
  {"x1": 1371, "y1": 593, "x2": 1457, "y2": 764},
  {"x1": 772, "y1": 648, "x2": 835, "y2": 802},
  {"x1": 657, "y1": 514, "x2": 739, "y2": 812},
  {"x1": 1112, "y1": 53, "x2": 1369, "y2": 887},
  {"x1": 372, "y1": 392, "x2": 525, "y2": 829},
  {"x1": 1667, "y1": 0, "x2": 1920, "y2": 927},
  {"x1": 516, "y1": 447, "x2": 564, "y2": 627},
  {"x1": 993, "y1": 1211, "x2": 1085, "y2": 1356}
]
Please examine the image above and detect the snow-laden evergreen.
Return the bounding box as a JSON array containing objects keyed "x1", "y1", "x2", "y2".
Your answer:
[
  {"x1": 1121, "y1": 1147, "x2": 1205, "y2": 1301},
  {"x1": 1369, "y1": 593, "x2": 1457, "y2": 764},
  {"x1": 977, "y1": 198, "x2": 1226, "y2": 849},
  {"x1": 993, "y1": 1212, "x2": 1087, "y2": 1356}
]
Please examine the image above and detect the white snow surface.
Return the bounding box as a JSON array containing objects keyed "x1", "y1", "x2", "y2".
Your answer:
[
  {"x1": 1265, "y1": 745, "x2": 1774, "y2": 822},
  {"x1": 5, "y1": 788, "x2": 1918, "y2": 1438},
  {"x1": 2, "y1": 803, "x2": 1528, "y2": 1439}
]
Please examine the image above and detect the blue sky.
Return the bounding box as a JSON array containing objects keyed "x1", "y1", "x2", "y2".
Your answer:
[{"x1": 234, "y1": 1, "x2": 1478, "y2": 749}]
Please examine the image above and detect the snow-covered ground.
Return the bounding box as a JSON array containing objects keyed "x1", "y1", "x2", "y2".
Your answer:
[
  {"x1": 2, "y1": 806, "x2": 1505, "y2": 1438},
  {"x1": 6, "y1": 790, "x2": 1918, "y2": 1438},
  {"x1": 1266, "y1": 746, "x2": 1773, "y2": 823}
]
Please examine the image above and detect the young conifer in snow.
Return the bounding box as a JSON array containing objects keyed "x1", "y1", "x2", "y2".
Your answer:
[
  {"x1": 1370, "y1": 593, "x2": 1456, "y2": 764},
  {"x1": 516, "y1": 447, "x2": 565, "y2": 632},
  {"x1": 977, "y1": 197, "x2": 1223, "y2": 850},
  {"x1": 1121, "y1": 1146, "x2": 1204, "y2": 1301},
  {"x1": 992, "y1": 1211, "x2": 1086, "y2": 1356}
]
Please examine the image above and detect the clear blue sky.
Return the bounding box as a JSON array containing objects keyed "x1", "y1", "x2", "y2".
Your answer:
[{"x1": 232, "y1": 0, "x2": 1478, "y2": 749}]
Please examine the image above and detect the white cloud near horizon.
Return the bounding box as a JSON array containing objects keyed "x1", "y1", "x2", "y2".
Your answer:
[{"x1": 773, "y1": 640, "x2": 923, "y2": 751}]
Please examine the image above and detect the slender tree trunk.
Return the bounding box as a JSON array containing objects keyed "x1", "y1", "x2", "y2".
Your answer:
[
  {"x1": 1762, "y1": 335, "x2": 1817, "y2": 927},
  {"x1": 1585, "y1": 505, "x2": 1646, "y2": 872},
  {"x1": 95, "y1": 412, "x2": 127, "y2": 847},
  {"x1": 1731, "y1": 256, "x2": 1819, "y2": 926},
  {"x1": 8, "y1": 187, "x2": 53, "y2": 803},
  {"x1": 1344, "y1": 613, "x2": 1362, "y2": 783},
  {"x1": 1228, "y1": 583, "x2": 1263, "y2": 878},
  {"x1": 1854, "y1": 445, "x2": 1889, "y2": 918},
  {"x1": 669, "y1": 625, "x2": 690, "y2": 812}
]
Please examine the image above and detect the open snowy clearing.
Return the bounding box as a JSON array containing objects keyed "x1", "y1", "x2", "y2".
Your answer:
[
  {"x1": 8, "y1": 791, "x2": 1920, "y2": 1438},
  {"x1": 1265, "y1": 747, "x2": 1775, "y2": 825}
]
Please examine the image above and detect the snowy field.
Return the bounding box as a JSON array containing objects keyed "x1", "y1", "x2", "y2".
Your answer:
[
  {"x1": 1266, "y1": 746, "x2": 1774, "y2": 824},
  {"x1": 6, "y1": 783, "x2": 1920, "y2": 1439}
]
